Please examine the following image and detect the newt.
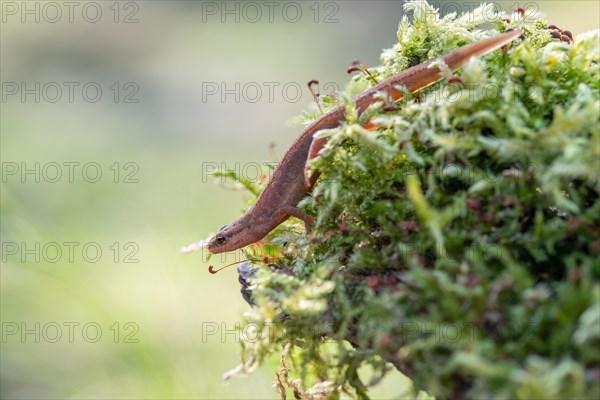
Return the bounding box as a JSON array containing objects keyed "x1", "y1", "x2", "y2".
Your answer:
[{"x1": 187, "y1": 30, "x2": 523, "y2": 255}]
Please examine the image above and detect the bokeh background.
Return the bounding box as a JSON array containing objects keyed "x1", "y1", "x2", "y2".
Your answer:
[{"x1": 1, "y1": 1, "x2": 598, "y2": 398}]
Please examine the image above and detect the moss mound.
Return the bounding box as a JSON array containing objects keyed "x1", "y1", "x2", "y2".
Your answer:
[{"x1": 216, "y1": 1, "x2": 599, "y2": 398}]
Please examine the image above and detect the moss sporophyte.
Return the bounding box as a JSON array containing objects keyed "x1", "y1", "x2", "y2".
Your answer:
[{"x1": 184, "y1": 1, "x2": 600, "y2": 398}]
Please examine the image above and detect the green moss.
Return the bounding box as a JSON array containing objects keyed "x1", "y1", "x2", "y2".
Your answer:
[{"x1": 219, "y1": 1, "x2": 599, "y2": 398}]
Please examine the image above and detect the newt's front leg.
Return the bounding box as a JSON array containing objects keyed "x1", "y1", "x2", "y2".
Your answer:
[{"x1": 271, "y1": 205, "x2": 315, "y2": 232}]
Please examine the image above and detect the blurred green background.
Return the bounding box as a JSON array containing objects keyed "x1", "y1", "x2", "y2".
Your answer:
[{"x1": 1, "y1": 1, "x2": 597, "y2": 399}]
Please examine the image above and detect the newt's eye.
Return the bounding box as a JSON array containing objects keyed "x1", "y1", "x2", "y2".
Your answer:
[{"x1": 215, "y1": 233, "x2": 226, "y2": 244}]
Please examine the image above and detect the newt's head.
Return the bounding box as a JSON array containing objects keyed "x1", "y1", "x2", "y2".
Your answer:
[{"x1": 207, "y1": 223, "x2": 247, "y2": 254}]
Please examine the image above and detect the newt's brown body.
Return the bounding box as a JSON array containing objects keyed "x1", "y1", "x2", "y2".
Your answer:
[{"x1": 206, "y1": 30, "x2": 523, "y2": 254}]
